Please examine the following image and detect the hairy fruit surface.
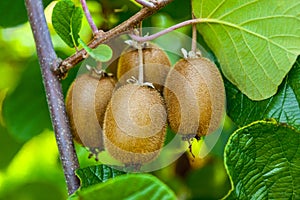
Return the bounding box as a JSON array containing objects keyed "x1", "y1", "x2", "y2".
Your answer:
[
  {"x1": 66, "y1": 73, "x2": 116, "y2": 152},
  {"x1": 117, "y1": 43, "x2": 171, "y2": 92},
  {"x1": 164, "y1": 57, "x2": 225, "y2": 138},
  {"x1": 103, "y1": 84, "x2": 167, "y2": 167}
]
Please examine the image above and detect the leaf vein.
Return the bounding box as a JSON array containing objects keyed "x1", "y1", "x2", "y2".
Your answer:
[
  {"x1": 202, "y1": 18, "x2": 299, "y2": 56},
  {"x1": 241, "y1": 31, "x2": 277, "y2": 86},
  {"x1": 221, "y1": 24, "x2": 264, "y2": 96},
  {"x1": 283, "y1": 1, "x2": 300, "y2": 14},
  {"x1": 239, "y1": 15, "x2": 300, "y2": 27},
  {"x1": 217, "y1": 0, "x2": 259, "y2": 20},
  {"x1": 207, "y1": 0, "x2": 226, "y2": 18}
]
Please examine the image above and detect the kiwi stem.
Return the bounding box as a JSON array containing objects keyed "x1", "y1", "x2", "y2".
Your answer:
[
  {"x1": 80, "y1": 0, "x2": 99, "y2": 35},
  {"x1": 136, "y1": 23, "x2": 145, "y2": 84},
  {"x1": 25, "y1": 0, "x2": 80, "y2": 195},
  {"x1": 130, "y1": 18, "x2": 202, "y2": 42},
  {"x1": 55, "y1": 0, "x2": 173, "y2": 77},
  {"x1": 138, "y1": 44, "x2": 144, "y2": 84},
  {"x1": 191, "y1": 13, "x2": 197, "y2": 53}
]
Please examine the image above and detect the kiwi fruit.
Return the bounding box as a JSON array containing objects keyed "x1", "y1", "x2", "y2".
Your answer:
[
  {"x1": 117, "y1": 43, "x2": 171, "y2": 92},
  {"x1": 66, "y1": 73, "x2": 116, "y2": 153},
  {"x1": 163, "y1": 57, "x2": 225, "y2": 138},
  {"x1": 103, "y1": 83, "x2": 167, "y2": 168}
]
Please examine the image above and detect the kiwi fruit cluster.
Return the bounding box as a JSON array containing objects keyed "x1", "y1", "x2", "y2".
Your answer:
[{"x1": 65, "y1": 40, "x2": 225, "y2": 169}]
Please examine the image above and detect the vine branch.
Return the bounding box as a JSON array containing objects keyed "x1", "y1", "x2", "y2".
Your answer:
[
  {"x1": 55, "y1": 0, "x2": 173, "y2": 77},
  {"x1": 25, "y1": 0, "x2": 80, "y2": 195},
  {"x1": 130, "y1": 18, "x2": 201, "y2": 42}
]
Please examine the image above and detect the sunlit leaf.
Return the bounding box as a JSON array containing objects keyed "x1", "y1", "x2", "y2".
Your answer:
[
  {"x1": 192, "y1": 0, "x2": 300, "y2": 100},
  {"x1": 226, "y1": 57, "x2": 300, "y2": 130},
  {"x1": 69, "y1": 174, "x2": 177, "y2": 200},
  {"x1": 52, "y1": 0, "x2": 83, "y2": 47},
  {"x1": 0, "y1": 182, "x2": 65, "y2": 200},
  {"x1": 0, "y1": 131, "x2": 65, "y2": 197},
  {"x1": 79, "y1": 39, "x2": 113, "y2": 62},
  {"x1": 224, "y1": 120, "x2": 300, "y2": 199}
]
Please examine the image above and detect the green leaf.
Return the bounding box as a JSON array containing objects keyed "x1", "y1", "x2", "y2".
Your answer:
[
  {"x1": 226, "y1": 57, "x2": 300, "y2": 130},
  {"x1": 0, "y1": 0, "x2": 53, "y2": 27},
  {"x1": 92, "y1": 45, "x2": 113, "y2": 62},
  {"x1": 78, "y1": 39, "x2": 113, "y2": 62},
  {"x1": 0, "y1": 130, "x2": 66, "y2": 197},
  {"x1": 224, "y1": 120, "x2": 300, "y2": 199},
  {"x1": 187, "y1": 158, "x2": 231, "y2": 199},
  {"x1": 3, "y1": 58, "x2": 52, "y2": 142},
  {"x1": 0, "y1": 125, "x2": 23, "y2": 170},
  {"x1": 192, "y1": 0, "x2": 300, "y2": 100},
  {"x1": 0, "y1": 0, "x2": 27, "y2": 27},
  {"x1": 76, "y1": 165, "x2": 126, "y2": 188},
  {"x1": 70, "y1": 174, "x2": 177, "y2": 200},
  {"x1": 52, "y1": 0, "x2": 83, "y2": 48}
]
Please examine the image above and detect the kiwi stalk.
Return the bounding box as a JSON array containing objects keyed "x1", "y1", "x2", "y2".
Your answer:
[{"x1": 117, "y1": 43, "x2": 171, "y2": 92}]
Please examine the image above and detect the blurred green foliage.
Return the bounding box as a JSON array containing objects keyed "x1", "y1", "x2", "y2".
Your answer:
[{"x1": 0, "y1": 0, "x2": 234, "y2": 199}]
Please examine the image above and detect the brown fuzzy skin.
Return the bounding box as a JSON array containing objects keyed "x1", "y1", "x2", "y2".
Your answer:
[
  {"x1": 103, "y1": 84, "x2": 167, "y2": 166},
  {"x1": 66, "y1": 73, "x2": 116, "y2": 151},
  {"x1": 117, "y1": 43, "x2": 171, "y2": 92},
  {"x1": 163, "y1": 57, "x2": 225, "y2": 138}
]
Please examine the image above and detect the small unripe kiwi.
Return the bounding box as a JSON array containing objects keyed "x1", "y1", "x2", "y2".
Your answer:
[
  {"x1": 66, "y1": 73, "x2": 116, "y2": 153},
  {"x1": 103, "y1": 84, "x2": 167, "y2": 167},
  {"x1": 117, "y1": 43, "x2": 171, "y2": 92},
  {"x1": 164, "y1": 57, "x2": 225, "y2": 138}
]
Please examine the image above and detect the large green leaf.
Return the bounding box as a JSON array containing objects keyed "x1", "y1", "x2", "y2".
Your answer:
[
  {"x1": 226, "y1": 57, "x2": 300, "y2": 130},
  {"x1": 52, "y1": 0, "x2": 83, "y2": 48},
  {"x1": 76, "y1": 165, "x2": 126, "y2": 189},
  {"x1": 3, "y1": 58, "x2": 52, "y2": 142},
  {"x1": 70, "y1": 174, "x2": 177, "y2": 200},
  {"x1": 224, "y1": 120, "x2": 300, "y2": 199},
  {"x1": 192, "y1": 0, "x2": 300, "y2": 100}
]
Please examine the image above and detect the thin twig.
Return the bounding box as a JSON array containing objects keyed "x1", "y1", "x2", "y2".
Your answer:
[
  {"x1": 135, "y1": 0, "x2": 155, "y2": 8},
  {"x1": 80, "y1": 0, "x2": 98, "y2": 34},
  {"x1": 25, "y1": 0, "x2": 80, "y2": 195},
  {"x1": 130, "y1": 18, "x2": 202, "y2": 42},
  {"x1": 55, "y1": 0, "x2": 173, "y2": 77}
]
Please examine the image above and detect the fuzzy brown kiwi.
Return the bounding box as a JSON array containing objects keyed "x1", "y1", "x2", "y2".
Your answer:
[
  {"x1": 117, "y1": 43, "x2": 171, "y2": 92},
  {"x1": 103, "y1": 84, "x2": 167, "y2": 168},
  {"x1": 66, "y1": 73, "x2": 116, "y2": 153},
  {"x1": 163, "y1": 57, "x2": 225, "y2": 138}
]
